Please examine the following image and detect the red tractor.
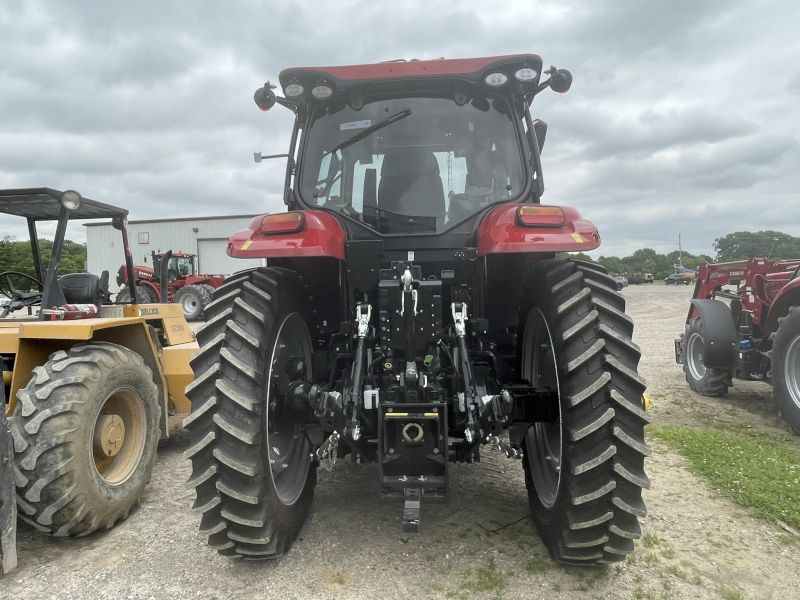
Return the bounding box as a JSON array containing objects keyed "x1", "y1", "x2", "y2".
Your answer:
[
  {"x1": 675, "y1": 257, "x2": 800, "y2": 433},
  {"x1": 184, "y1": 55, "x2": 649, "y2": 565},
  {"x1": 116, "y1": 250, "x2": 225, "y2": 320}
]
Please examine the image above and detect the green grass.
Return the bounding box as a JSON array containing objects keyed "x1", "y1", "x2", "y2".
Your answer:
[
  {"x1": 525, "y1": 556, "x2": 550, "y2": 574},
  {"x1": 459, "y1": 558, "x2": 505, "y2": 594},
  {"x1": 651, "y1": 424, "x2": 800, "y2": 530},
  {"x1": 717, "y1": 584, "x2": 748, "y2": 600}
]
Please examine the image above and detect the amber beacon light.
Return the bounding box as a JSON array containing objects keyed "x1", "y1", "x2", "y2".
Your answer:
[
  {"x1": 259, "y1": 212, "x2": 304, "y2": 235},
  {"x1": 517, "y1": 205, "x2": 565, "y2": 227}
]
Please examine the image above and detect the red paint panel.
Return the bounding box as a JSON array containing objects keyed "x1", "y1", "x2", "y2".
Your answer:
[
  {"x1": 227, "y1": 210, "x2": 346, "y2": 260},
  {"x1": 280, "y1": 54, "x2": 542, "y2": 82},
  {"x1": 477, "y1": 204, "x2": 600, "y2": 256},
  {"x1": 765, "y1": 277, "x2": 800, "y2": 334}
]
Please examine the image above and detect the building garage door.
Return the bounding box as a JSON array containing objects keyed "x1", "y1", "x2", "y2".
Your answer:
[{"x1": 197, "y1": 238, "x2": 263, "y2": 276}]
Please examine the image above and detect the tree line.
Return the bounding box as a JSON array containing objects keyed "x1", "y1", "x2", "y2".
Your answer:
[
  {"x1": 570, "y1": 230, "x2": 800, "y2": 279},
  {"x1": 0, "y1": 235, "x2": 87, "y2": 284}
]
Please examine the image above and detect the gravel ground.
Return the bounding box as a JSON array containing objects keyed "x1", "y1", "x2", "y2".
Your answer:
[{"x1": 2, "y1": 284, "x2": 800, "y2": 600}]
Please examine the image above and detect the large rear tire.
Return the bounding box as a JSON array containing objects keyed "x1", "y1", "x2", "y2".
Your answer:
[
  {"x1": 770, "y1": 306, "x2": 800, "y2": 435},
  {"x1": 519, "y1": 259, "x2": 650, "y2": 565},
  {"x1": 174, "y1": 284, "x2": 212, "y2": 321},
  {"x1": 184, "y1": 267, "x2": 316, "y2": 558},
  {"x1": 115, "y1": 285, "x2": 157, "y2": 304},
  {"x1": 683, "y1": 317, "x2": 732, "y2": 396},
  {"x1": 10, "y1": 343, "x2": 160, "y2": 536}
]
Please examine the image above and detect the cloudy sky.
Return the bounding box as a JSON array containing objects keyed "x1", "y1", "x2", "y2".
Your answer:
[{"x1": 1, "y1": 0, "x2": 798, "y2": 258}]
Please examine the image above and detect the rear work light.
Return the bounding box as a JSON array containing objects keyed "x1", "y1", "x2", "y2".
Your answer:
[
  {"x1": 484, "y1": 72, "x2": 508, "y2": 87},
  {"x1": 517, "y1": 205, "x2": 565, "y2": 227},
  {"x1": 311, "y1": 85, "x2": 333, "y2": 99},
  {"x1": 259, "y1": 212, "x2": 304, "y2": 235},
  {"x1": 283, "y1": 83, "x2": 304, "y2": 97}
]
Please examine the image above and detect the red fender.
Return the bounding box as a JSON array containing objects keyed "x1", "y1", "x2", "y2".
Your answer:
[
  {"x1": 227, "y1": 210, "x2": 346, "y2": 260},
  {"x1": 765, "y1": 277, "x2": 800, "y2": 337},
  {"x1": 477, "y1": 204, "x2": 601, "y2": 256}
]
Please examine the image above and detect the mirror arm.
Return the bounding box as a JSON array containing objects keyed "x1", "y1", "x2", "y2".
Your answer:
[{"x1": 274, "y1": 97, "x2": 298, "y2": 113}]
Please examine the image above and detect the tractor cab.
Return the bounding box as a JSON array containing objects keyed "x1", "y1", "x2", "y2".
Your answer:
[
  {"x1": 252, "y1": 55, "x2": 571, "y2": 235},
  {"x1": 0, "y1": 188, "x2": 142, "y2": 320},
  {"x1": 152, "y1": 251, "x2": 196, "y2": 283}
]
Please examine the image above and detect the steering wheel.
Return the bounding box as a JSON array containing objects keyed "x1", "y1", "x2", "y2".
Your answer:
[
  {"x1": 0, "y1": 271, "x2": 43, "y2": 298},
  {"x1": 0, "y1": 271, "x2": 44, "y2": 317}
]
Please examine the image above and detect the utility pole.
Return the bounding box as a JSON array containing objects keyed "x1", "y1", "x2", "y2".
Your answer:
[{"x1": 678, "y1": 233, "x2": 683, "y2": 267}]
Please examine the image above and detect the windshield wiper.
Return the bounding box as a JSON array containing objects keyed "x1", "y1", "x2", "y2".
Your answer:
[{"x1": 324, "y1": 109, "x2": 412, "y2": 158}]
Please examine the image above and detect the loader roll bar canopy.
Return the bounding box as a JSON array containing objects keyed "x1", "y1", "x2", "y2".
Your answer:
[
  {"x1": 0, "y1": 188, "x2": 136, "y2": 316},
  {"x1": 0, "y1": 187, "x2": 128, "y2": 220}
]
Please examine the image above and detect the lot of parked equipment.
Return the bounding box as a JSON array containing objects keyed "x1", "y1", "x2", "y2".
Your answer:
[
  {"x1": 675, "y1": 256, "x2": 800, "y2": 433},
  {"x1": 116, "y1": 250, "x2": 225, "y2": 321}
]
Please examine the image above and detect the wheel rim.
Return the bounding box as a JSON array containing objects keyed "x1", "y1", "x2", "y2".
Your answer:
[
  {"x1": 686, "y1": 332, "x2": 707, "y2": 380},
  {"x1": 783, "y1": 335, "x2": 800, "y2": 410},
  {"x1": 521, "y1": 308, "x2": 562, "y2": 509},
  {"x1": 181, "y1": 294, "x2": 199, "y2": 316},
  {"x1": 91, "y1": 387, "x2": 147, "y2": 486},
  {"x1": 265, "y1": 313, "x2": 313, "y2": 505}
]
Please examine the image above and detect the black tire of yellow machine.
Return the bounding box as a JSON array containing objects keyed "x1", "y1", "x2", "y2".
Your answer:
[
  {"x1": 518, "y1": 258, "x2": 651, "y2": 565},
  {"x1": 1, "y1": 399, "x2": 18, "y2": 574},
  {"x1": 10, "y1": 342, "x2": 160, "y2": 536},
  {"x1": 183, "y1": 267, "x2": 317, "y2": 558}
]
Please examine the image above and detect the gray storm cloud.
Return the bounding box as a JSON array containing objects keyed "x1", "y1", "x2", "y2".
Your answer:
[{"x1": 1, "y1": 0, "x2": 798, "y2": 258}]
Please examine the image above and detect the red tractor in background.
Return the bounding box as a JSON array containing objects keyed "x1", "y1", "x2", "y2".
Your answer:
[
  {"x1": 675, "y1": 257, "x2": 800, "y2": 433},
  {"x1": 183, "y1": 54, "x2": 650, "y2": 566},
  {"x1": 116, "y1": 250, "x2": 226, "y2": 320}
]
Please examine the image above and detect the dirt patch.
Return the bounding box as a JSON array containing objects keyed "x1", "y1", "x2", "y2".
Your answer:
[{"x1": 2, "y1": 284, "x2": 799, "y2": 599}]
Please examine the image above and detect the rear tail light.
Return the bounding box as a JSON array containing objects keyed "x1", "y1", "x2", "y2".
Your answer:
[
  {"x1": 517, "y1": 205, "x2": 565, "y2": 227},
  {"x1": 259, "y1": 212, "x2": 304, "y2": 235}
]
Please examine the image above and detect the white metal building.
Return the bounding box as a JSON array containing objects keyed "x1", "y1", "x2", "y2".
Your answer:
[{"x1": 85, "y1": 215, "x2": 265, "y2": 290}]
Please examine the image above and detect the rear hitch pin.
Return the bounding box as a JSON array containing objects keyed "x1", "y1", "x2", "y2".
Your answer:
[
  {"x1": 356, "y1": 303, "x2": 372, "y2": 338},
  {"x1": 399, "y1": 269, "x2": 418, "y2": 317},
  {"x1": 452, "y1": 302, "x2": 467, "y2": 338}
]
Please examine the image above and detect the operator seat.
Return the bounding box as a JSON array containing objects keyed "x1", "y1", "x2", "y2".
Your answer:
[
  {"x1": 378, "y1": 149, "x2": 446, "y2": 226},
  {"x1": 59, "y1": 273, "x2": 101, "y2": 305}
]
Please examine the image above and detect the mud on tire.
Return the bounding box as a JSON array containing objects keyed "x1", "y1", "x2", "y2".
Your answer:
[
  {"x1": 10, "y1": 342, "x2": 160, "y2": 536},
  {"x1": 519, "y1": 258, "x2": 650, "y2": 565},
  {"x1": 184, "y1": 267, "x2": 317, "y2": 558},
  {"x1": 683, "y1": 317, "x2": 732, "y2": 396}
]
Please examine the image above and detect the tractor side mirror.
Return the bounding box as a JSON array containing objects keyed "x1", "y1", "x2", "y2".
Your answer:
[
  {"x1": 254, "y1": 83, "x2": 277, "y2": 112},
  {"x1": 550, "y1": 69, "x2": 572, "y2": 94},
  {"x1": 533, "y1": 119, "x2": 548, "y2": 153}
]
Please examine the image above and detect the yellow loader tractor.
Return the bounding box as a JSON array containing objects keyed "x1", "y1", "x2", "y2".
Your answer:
[{"x1": 0, "y1": 188, "x2": 197, "y2": 574}]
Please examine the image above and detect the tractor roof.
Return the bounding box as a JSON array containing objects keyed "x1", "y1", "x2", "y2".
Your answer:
[
  {"x1": 279, "y1": 54, "x2": 543, "y2": 92},
  {"x1": 0, "y1": 188, "x2": 128, "y2": 221}
]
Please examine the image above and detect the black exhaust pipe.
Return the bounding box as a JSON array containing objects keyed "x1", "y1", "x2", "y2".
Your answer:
[{"x1": 159, "y1": 250, "x2": 172, "y2": 303}]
